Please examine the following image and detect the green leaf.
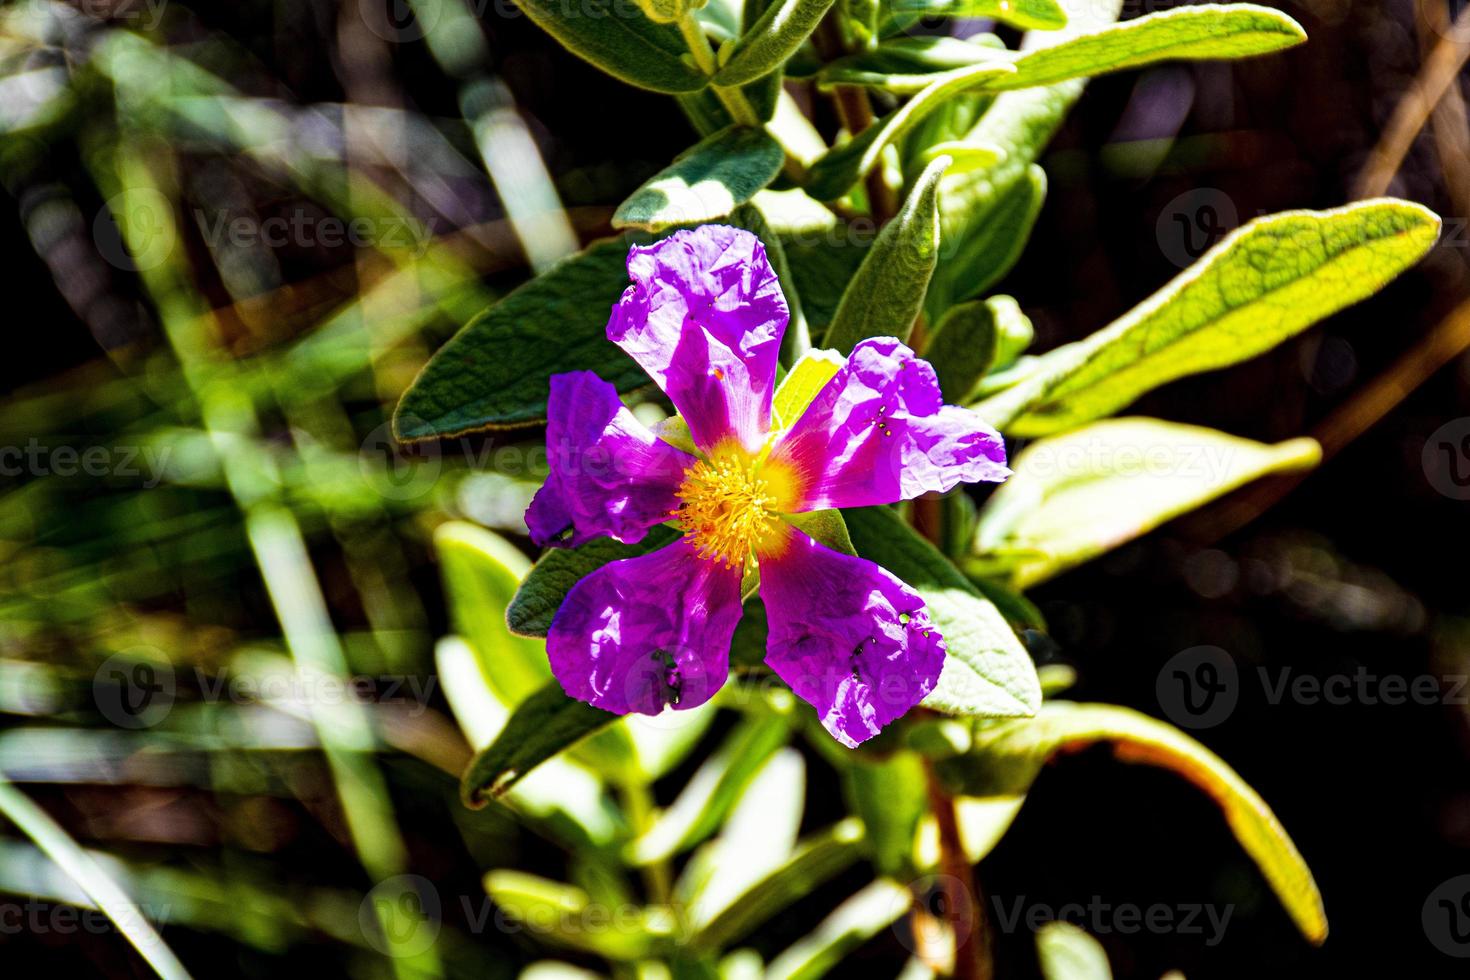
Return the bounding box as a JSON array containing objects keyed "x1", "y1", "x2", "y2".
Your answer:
[
  {"x1": 691, "y1": 819, "x2": 866, "y2": 951},
  {"x1": 804, "y1": 65, "x2": 1013, "y2": 200},
  {"x1": 987, "y1": 4, "x2": 1305, "y2": 93},
  {"x1": 436, "y1": 638, "x2": 622, "y2": 847},
  {"x1": 781, "y1": 233, "x2": 872, "y2": 336},
  {"x1": 935, "y1": 701, "x2": 1329, "y2": 944},
  {"x1": 844, "y1": 506, "x2": 1040, "y2": 718},
  {"x1": 772, "y1": 348, "x2": 845, "y2": 427},
  {"x1": 929, "y1": 166, "x2": 1046, "y2": 318},
  {"x1": 816, "y1": 37, "x2": 1007, "y2": 94},
  {"x1": 614, "y1": 126, "x2": 785, "y2": 232},
  {"x1": 435, "y1": 522, "x2": 548, "y2": 704},
  {"x1": 483, "y1": 871, "x2": 670, "y2": 958},
  {"x1": 823, "y1": 156, "x2": 949, "y2": 354},
  {"x1": 1036, "y1": 922, "x2": 1113, "y2": 980},
  {"x1": 714, "y1": 0, "x2": 839, "y2": 87},
  {"x1": 933, "y1": 0, "x2": 1124, "y2": 307},
  {"x1": 988, "y1": 295, "x2": 1036, "y2": 370},
  {"x1": 508, "y1": 0, "x2": 709, "y2": 93},
  {"x1": 461, "y1": 681, "x2": 620, "y2": 807},
  {"x1": 508, "y1": 527, "x2": 681, "y2": 637},
  {"x1": 924, "y1": 300, "x2": 1000, "y2": 403},
  {"x1": 395, "y1": 238, "x2": 645, "y2": 439},
  {"x1": 765, "y1": 879, "x2": 913, "y2": 980},
  {"x1": 678, "y1": 748, "x2": 805, "y2": 928},
  {"x1": 975, "y1": 418, "x2": 1321, "y2": 587},
  {"x1": 978, "y1": 200, "x2": 1441, "y2": 435},
  {"x1": 843, "y1": 751, "x2": 927, "y2": 877},
  {"x1": 887, "y1": 0, "x2": 1066, "y2": 32},
  {"x1": 626, "y1": 714, "x2": 790, "y2": 865}
]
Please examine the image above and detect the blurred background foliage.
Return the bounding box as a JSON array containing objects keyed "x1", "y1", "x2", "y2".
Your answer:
[{"x1": 0, "y1": 0, "x2": 1468, "y2": 978}]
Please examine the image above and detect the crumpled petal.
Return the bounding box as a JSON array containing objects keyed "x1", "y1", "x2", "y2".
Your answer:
[
  {"x1": 770, "y1": 338, "x2": 1009, "y2": 511},
  {"x1": 758, "y1": 526, "x2": 945, "y2": 747},
  {"x1": 526, "y1": 371, "x2": 695, "y2": 548},
  {"x1": 548, "y1": 537, "x2": 744, "y2": 715},
  {"x1": 607, "y1": 225, "x2": 787, "y2": 455}
]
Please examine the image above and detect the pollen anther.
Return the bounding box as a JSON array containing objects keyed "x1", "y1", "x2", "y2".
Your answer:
[{"x1": 674, "y1": 453, "x2": 785, "y2": 568}]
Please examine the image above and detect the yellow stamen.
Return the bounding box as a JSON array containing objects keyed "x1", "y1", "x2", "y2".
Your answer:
[{"x1": 674, "y1": 446, "x2": 798, "y2": 568}]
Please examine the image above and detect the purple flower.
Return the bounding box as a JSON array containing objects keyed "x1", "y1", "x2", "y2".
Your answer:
[{"x1": 526, "y1": 225, "x2": 1010, "y2": 747}]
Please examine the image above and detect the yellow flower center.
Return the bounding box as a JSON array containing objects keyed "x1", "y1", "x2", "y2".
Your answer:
[{"x1": 674, "y1": 447, "x2": 798, "y2": 568}]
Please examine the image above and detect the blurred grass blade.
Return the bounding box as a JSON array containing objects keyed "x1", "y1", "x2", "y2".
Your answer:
[
  {"x1": 765, "y1": 879, "x2": 913, "y2": 980},
  {"x1": 691, "y1": 818, "x2": 866, "y2": 950},
  {"x1": 484, "y1": 871, "x2": 666, "y2": 959},
  {"x1": 626, "y1": 714, "x2": 790, "y2": 865},
  {"x1": 0, "y1": 775, "x2": 193, "y2": 980},
  {"x1": 679, "y1": 747, "x2": 805, "y2": 927}
]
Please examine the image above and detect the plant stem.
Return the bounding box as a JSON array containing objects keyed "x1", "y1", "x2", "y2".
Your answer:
[
  {"x1": 924, "y1": 759, "x2": 993, "y2": 980},
  {"x1": 812, "y1": 14, "x2": 898, "y2": 221},
  {"x1": 621, "y1": 781, "x2": 673, "y2": 905},
  {"x1": 677, "y1": 15, "x2": 762, "y2": 128}
]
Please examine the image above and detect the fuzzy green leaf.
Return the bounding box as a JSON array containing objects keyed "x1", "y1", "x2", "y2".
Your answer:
[
  {"x1": 508, "y1": 0, "x2": 709, "y2": 93},
  {"x1": 888, "y1": 0, "x2": 1066, "y2": 33},
  {"x1": 395, "y1": 238, "x2": 644, "y2": 439},
  {"x1": 844, "y1": 506, "x2": 1040, "y2": 718},
  {"x1": 822, "y1": 156, "x2": 949, "y2": 354},
  {"x1": 614, "y1": 126, "x2": 785, "y2": 231},
  {"x1": 978, "y1": 201, "x2": 1441, "y2": 435},
  {"x1": 507, "y1": 527, "x2": 681, "y2": 637},
  {"x1": 976, "y1": 418, "x2": 1320, "y2": 587},
  {"x1": 461, "y1": 681, "x2": 620, "y2": 806},
  {"x1": 715, "y1": 0, "x2": 839, "y2": 87}
]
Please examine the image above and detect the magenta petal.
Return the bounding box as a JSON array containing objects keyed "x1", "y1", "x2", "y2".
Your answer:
[
  {"x1": 548, "y1": 538, "x2": 743, "y2": 715},
  {"x1": 607, "y1": 226, "x2": 787, "y2": 454},
  {"x1": 759, "y1": 528, "x2": 945, "y2": 747},
  {"x1": 771, "y1": 338, "x2": 1010, "y2": 511},
  {"x1": 526, "y1": 371, "x2": 695, "y2": 548}
]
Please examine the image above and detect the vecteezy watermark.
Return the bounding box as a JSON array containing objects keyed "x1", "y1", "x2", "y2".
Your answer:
[
  {"x1": 0, "y1": 440, "x2": 172, "y2": 487},
  {"x1": 1015, "y1": 437, "x2": 1241, "y2": 483},
  {"x1": 1156, "y1": 646, "x2": 1468, "y2": 729},
  {"x1": 1422, "y1": 418, "x2": 1470, "y2": 501},
  {"x1": 1425, "y1": 875, "x2": 1470, "y2": 958},
  {"x1": 0, "y1": 900, "x2": 172, "y2": 937},
  {"x1": 359, "y1": 0, "x2": 663, "y2": 43},
  {"x1": 194, "y1": 209, "x2": 437, "y2": 258},
  {"x1": 1156, "y1": 188, "x2": 1238, "y2": 269},
  {"x1": 1156, "y1": 646, "x2": 1239, "y2": 730},
  {"x1": 74, "y1": 0, "x2": 169, "y2": 31},
  {"x1": 989, "y1": 895, "x2": 1233, "y2": 947},
  {"x1": 92, "y1": 654, "x2": 438, "y2": 729},
  {"x1": 94, "y1": 187, "x2": 178, "y2": 273},
  {"x1": 358, "y1": 875, "x2": 685, "y2": 956}
]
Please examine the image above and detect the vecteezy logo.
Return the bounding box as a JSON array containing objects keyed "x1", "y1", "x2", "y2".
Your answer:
[
  {"x1": 360, "y1": 417, "x2": 441, "y2": 502},
  {"x1": 360, "y1": 0, "x2": 440, "y2": 43},
  {"x1": 360, "y1": 874, "x2": 442, "y2": 957},
  {"x1": 93, "y1": 652, "x2": 176, "y2": 729},
  {"x1": 94, "y1": 188, "x2": 177, "y2": 272},
  {"x1": 892, "y1": 874, "x2": 975, "y2": 957},
  {"x1": 1156, "y1": 189, "x2": 1238, "y2": 269},
  {"x1": 1424, "y1": 875, "x2": 1470, "y2": 957},
  {"x1": 1156, "y1": 645, "x2": 1239, "y2": 729},
  {"x1": 1423, "y1": 418, "x2": 1470, "y2": 501}
]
